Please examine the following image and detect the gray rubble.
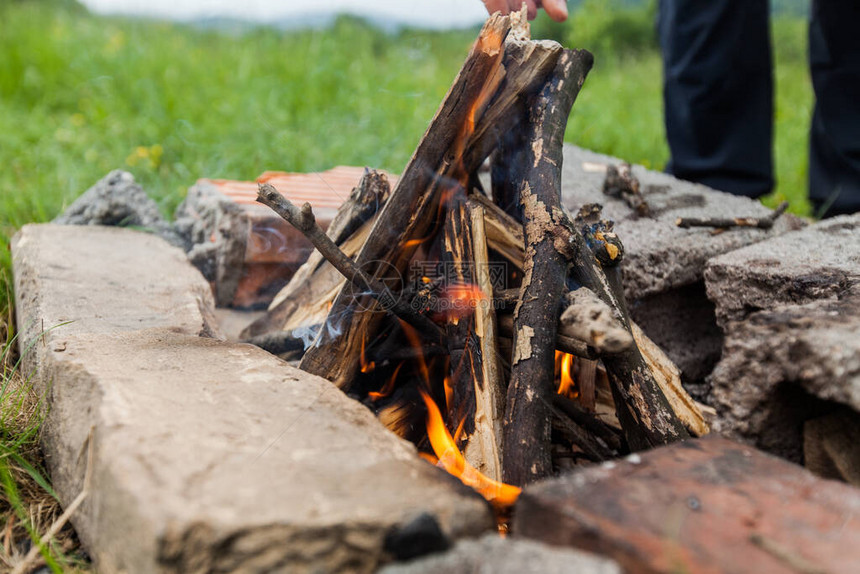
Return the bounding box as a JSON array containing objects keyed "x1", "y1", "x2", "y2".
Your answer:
[
  {"x1": 53, "y1": 170, "x2": 183, "y2": 246},
  {"x1": 379, "y1": 533, "x2": 620, "y2": 574},
  {"x1": 12, "y1": 224, "x2": 493, "y2": 573}
]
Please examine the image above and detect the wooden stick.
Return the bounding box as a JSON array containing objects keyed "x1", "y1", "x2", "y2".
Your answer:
[
  {"x1": 470, "y1": 203, "x2": 506, "y2": 477},
  {"x1": 559, "y1": 288, "x2": 633, "y2": 354},
  {"x1": 441, "y1": 199, "x2": 503, "y2": 480},
  {"x1": 503, "y1": 49, "x2": 593, "y2": 486},
  {"x1": 241, "y1": 170, "x2": 389, "y2": 339},
  {"x1": 256, "y1": 183, "x2": 442, "y2": 340},
  {"x1": 676, "y1": 201, "x2": 789, "y2": 229}
]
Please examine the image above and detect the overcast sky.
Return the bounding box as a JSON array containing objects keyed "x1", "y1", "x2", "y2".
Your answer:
[{"x1": 80, "y1": 0, "x2": 491, "y2": 29}]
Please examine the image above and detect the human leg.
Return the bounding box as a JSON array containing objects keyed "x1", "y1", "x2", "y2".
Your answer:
[
  {"x1": 658, "y1": 0, "x2": 773, "y2": 198},
  {"x1": 808, "y1": 0, "x2": 860, "y2": 217}
]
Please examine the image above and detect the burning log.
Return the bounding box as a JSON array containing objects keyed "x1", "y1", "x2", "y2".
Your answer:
[
  {"x1": 300, "y1": 11, "x2": 564, "y2": 390},
  {"x1": 503, "y1": 49, "x2": 594, "y2": 486},
  {"x1": 441, "y1": 199, "x2": 504, "y2": 480}
]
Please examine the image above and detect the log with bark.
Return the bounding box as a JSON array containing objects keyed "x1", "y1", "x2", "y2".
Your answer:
[{"x1": 502, "y1": 49, "x2": 594, "y2": 486}]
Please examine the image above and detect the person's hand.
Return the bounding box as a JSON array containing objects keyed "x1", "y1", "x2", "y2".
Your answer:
[{"x1": 482, "y1": 0, "x2": 568, "y2": 22}]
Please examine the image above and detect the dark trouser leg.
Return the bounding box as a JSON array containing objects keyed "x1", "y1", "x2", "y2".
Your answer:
[
  {"x1": 658, "y1": 0, "x2": 773, "y2": 198},
  {"x1": 809, "y1": 0, "x2": 860, "y2": 217}
]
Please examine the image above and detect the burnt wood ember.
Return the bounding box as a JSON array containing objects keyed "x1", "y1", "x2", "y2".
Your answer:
[
  {"x1": 602, "y1": 162, "x2": 650, "y2": 217},
  {"x1": 676, "y1": 200, "x2": 789, "y2": 230}
]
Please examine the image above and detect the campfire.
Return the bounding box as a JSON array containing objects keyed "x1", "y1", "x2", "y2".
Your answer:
[{"x1": 242, "y1": 9, "x2": 707, "y2": 510}]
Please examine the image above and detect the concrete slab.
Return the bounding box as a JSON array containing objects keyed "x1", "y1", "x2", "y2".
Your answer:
[
  {"x1": 560, "y1": 145, "x2": 805, "y2": 301},
  {"x1": 12, "y1": 224, "x2": 493, "y2": 573},
  {"x1": 704, "y1": 214, "x2": 860, "y2": 326},
  {"x1": 709, "y1": 287, "x2": 860, "y2": 462},
  {"x1": 514, "y1": 436, "x2": 860, "y2": 574}
]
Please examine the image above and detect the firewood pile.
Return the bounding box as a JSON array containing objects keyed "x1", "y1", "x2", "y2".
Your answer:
[{"x1": 242, "y1": 10, "x2": 709, "y2": 507}]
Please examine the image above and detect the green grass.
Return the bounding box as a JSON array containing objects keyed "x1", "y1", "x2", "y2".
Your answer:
[{"x1": 0, "y1": 0, "x2": 814, "y2": 567}]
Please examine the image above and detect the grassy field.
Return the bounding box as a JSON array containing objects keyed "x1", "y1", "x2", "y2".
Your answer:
[{"x1": 0, "y1": 0, "x2": 813, "y2": 569}]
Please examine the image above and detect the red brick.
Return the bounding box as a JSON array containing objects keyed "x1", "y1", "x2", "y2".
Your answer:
[
  {"x1": 514, "y1": 436, "x2": 860, "y2": 574},
  {"x1": 195, "y1": 166, "x2": 396, "y2": 308}
]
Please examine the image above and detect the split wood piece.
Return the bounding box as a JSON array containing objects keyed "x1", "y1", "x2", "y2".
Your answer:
[
  {"x1": 441, "y1": 200, "x2": 504, "y2": 480},
  {"x1": 603, "y1": 162, "x2": 650, "y2": 217},
  {"x1": 552, "y1": 393, "x2": 623, "y2": 453},
  {"x1": 676, "y1": 200, "x2": 789, "y2": 230},
  {"x1": 503, "y1": 49, "x2": 594, "y2": 487},
  {"x1": 469, "y1": 194, "x2": 524, "y2": 267},
  {"x1": 560, "y1": 288, "x2": 633, "y2": 354},
  {"x1": 241, "y1": 170, "x2": 390, "y2": 339},
  {"x1": 631, "y1": 322, "x2": 709, "y2": 437},
  {"x1": 256, "y1": 184, "x2": 442, "y2": 340},
  {"x1": 549, "y1": 404, "x2": 616, "y2": 462},
  {"x1": 576, "y1": 358, "x2": 597, "y2": 412},
  {"x1": 301, "y1": 12, "x2": 564, "y2": 389},
  {"x1": 497, "y1": 313, "x2": 596, "y2": 360}
]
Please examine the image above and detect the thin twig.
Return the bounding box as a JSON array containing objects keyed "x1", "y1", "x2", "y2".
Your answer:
[
  {"x1": 676, "y1": 201, "x2": 789, "y2": 230},
  {"x1": 256, "y1": 183, "x2": 442, "y2": 340},
  {"x1": 11, "y1": 428, "x2": 94, "y2": 574}
]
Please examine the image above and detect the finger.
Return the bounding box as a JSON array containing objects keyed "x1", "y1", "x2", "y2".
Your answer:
[
  {"x1": 482, "y1": 0, "x2": 511, "y2": 15},
  {"x1": 541, "y1": 0, "x2": 569, "y2": 22},
  {"x1": 518, "y1": 0, "x2": 539, "y2": 20}
]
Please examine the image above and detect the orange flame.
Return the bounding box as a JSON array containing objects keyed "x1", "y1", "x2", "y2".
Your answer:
[
  {"x1": 555, "y1": 351, "x2": 578, "y2": 399},
  {"x1": 360, "y1": 331, "x2": 376, "y2": 374},
  {"x1": 435, "y1": 284, "x2": 488, "y2": 322},
  {"x1": 420, "y1": 390, "x2": 520, "y2": 508},
  {"x1": 368, "y1": 361, "x2": 404, "y2": 401}
]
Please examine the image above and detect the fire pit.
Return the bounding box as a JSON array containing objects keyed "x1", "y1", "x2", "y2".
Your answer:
[{"x1": 11, "y1": 8, "x2": 860, "y2": 573}]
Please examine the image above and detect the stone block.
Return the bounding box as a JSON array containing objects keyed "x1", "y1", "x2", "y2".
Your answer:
[
  {"x1": 53, "y1": 170, "x2": 180, "y2": 246},
  {"x1": 12, "y1": 224, "x2": 493, "y2": 573},
  {"x1": 703, "y1": 215, "x2": 860, "y2": 462},
  {"x1": 379, "y1": 533, "x2": 619, "y2": 574},
  {"x1": 514, "y1": 436, "x2": 860, "y2": 574},
  {"x1": 705, "y1": 214, "x2": 860, "y2": 327}
]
